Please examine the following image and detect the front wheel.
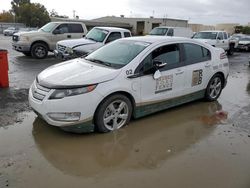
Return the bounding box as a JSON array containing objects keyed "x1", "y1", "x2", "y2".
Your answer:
[
  {"x1": 31, "y1": 43, "x2": 48, "y2": 59},
  {"x1": 205, "y1": 74, "x2": 223, "y2": 101},
  {"x1": 95, "y1": 94, "x2": 132, "y2": 133}
]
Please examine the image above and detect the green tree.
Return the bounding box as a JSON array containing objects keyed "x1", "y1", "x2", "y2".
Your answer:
[
  {"x1": 50, "y1": 9, "x2": 68, "y2": 18},
  {"x1": 242, "y1": 26, "x2": 250, "y2": 34},
  {"x1": 0, "y1": 11, "x2": 14, "y2": 22},
  {"x1": 11, "y1": 0, "x2": 50, "y2": 27},
  {"x1": 18, "y1": 3, "x2": 50, "y2": 27}
]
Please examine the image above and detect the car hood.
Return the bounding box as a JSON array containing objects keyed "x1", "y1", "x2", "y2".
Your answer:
[
  {"x1": 73, "y1": 43, "x2": 104, "y2": 53},
  {"x1": 194, "y1": 39, "x2": 217, "y2": 45},
  {"x1": 14, "y1": 30, "x2": 39, "y2": 37},
  {"x1": 58, "y1": 38, "x2": 98, "y2": 49},
  {"x1": 37, "y1": 58, "x2": 121, "y2": 88}
]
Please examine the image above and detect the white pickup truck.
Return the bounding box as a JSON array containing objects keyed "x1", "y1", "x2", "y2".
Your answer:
[
  {"x1": 12, "y1": 22, "x2": 87, "y2": 59},
  {"x1": 54, "y1": 27, "x2": 132, "y2": 60},
  {"x1": 192, "y1": 30, "x2": 233, "y2": 55}
]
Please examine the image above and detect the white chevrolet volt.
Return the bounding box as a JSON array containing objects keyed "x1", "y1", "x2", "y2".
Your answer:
[{"x1": 29, "y1": 36, "x2": 229, "y2": 133}]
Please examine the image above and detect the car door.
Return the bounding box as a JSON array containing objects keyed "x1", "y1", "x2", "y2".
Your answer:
[
  {"x1": 216, "y1": 32, "x2": 225, "y2": 49},
  {"x1": 136, "y1": 43, "x2": 186, "y2": 114},
  {"x1": 51, "y1": 24, "x2": 71, "y2": 49},
  {"x1": 181, "y1": 43, "x2": 213, "y2": 95},
  {"x1": 68, "y1": 23, "x2": 85, "y2": 39}
]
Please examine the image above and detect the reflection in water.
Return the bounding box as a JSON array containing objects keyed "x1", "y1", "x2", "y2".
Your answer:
[{"x1": 32, "y1": 101, "x2": 224, "y2": 177}]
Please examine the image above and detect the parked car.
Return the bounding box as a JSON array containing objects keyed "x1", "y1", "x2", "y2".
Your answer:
[
  {"x1": 29, "y1": 36, "x2": 229, "y2": 133},
  {"x1": 54, "y1": 27, "x2": 132, "y2": 60},
  {"x1": 192, "y1": 30, "x2": 233, "y2": 55},
  {"x1": 12, "y1": 22, "x2": 87, "y2": 59},
  {"x1": 149, "y1": 26, "x2": 193, "y2": 38},
  {"x1": 3, "y1": 27, "x2": 18, "y2": 36},
  {"x1": 237, "y1": 36, "x2": 250, "y2": 51}
]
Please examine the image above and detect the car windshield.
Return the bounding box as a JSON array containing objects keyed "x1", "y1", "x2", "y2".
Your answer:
[
  {"x1": 39, "y1": 22, "x2": 57, "y2": 33},
  {"x1": 85, "y1": 40, "x2": 150, "y2": 68},
  {"x1": 149, "y1": 28, "x2": 168, "y2": 36},
  {"x1": 193, "y1": 32, "x2": 218, "y2": 39},
  {"x1": 85, "y1": 28, "x2": 109, "y2": 42}
]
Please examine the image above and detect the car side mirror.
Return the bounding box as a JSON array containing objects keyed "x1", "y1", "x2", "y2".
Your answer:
[
  {"x1": 153, "y1": 70, "x2": 162, "y2": 80},
  {"x1": 153, "y1": 60, "x2": 167, "y2": 69},
  {"x1": 53, "y1": 29, "x2": 63, "y2": 35}
]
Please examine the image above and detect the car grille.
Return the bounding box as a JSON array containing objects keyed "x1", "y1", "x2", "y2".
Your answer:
[
  {"x1": 73, "y1": 50, "x2": 88, "y2": 57},
  {"x1": 31, "y1": 81, "x2": 50, "y2": 101},
  {"x1": 12, "y1": 35, "x2": 19, "y2": 41},
  {"x1": 57, "y1": 44, "x2": 66, "y2": 52}
]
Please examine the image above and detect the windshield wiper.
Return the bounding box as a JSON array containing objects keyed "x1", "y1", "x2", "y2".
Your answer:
[
  {"x1": 86, "y1": 58, "x2": 112, "y2": 67},
  {"x1": 86, "y1": 37, "x2": 97, "y2": 42}
]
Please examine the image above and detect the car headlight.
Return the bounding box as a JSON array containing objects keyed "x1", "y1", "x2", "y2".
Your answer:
[
  {"x1": 49, "y1": 84, "x2": 97, "y2": 99},
  {"x1": 19, "y1": 36, "x2": 29, "y2": 41},
  {"x1": 65, "y1": 47, "x2": 74, "y2": 54}
]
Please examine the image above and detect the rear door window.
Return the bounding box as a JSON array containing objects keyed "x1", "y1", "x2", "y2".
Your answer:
[
  {"x1": 124, "y1": 32, "x2": 131, "y2": 37},
  {"x1": 183, "y1": 43, "x2": 211, "y2": 65},
  {"x1": 68, "y1": 24, "x2": 83, "y2": 33},
  {"x1": 167, "y1": 28, "x2": 174, "y2": 36},
  {"x1": 105, "y1": 32, "x2": 122, "y2": 43},
  {"x1": 223, "y1": 32, "x2": 228, "y2": 39}
]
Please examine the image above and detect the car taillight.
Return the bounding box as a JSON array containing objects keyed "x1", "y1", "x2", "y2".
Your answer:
[{"x1": 220, "y1": 52, "x2": 227, "y2": 59}]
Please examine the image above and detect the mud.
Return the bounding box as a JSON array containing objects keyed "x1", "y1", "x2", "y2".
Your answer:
[{"x1": 0, "y1": 34, "x2": 250, "y2": 187}]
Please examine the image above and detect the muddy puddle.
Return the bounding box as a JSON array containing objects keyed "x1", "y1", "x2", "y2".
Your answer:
[{"x1": 0, "y1": 65, "x2": 250, "y2": 187}]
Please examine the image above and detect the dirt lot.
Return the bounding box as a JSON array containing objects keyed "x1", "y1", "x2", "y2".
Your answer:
[{"x1": 0, "y1": 34, "x2": 250, "y2": 188}]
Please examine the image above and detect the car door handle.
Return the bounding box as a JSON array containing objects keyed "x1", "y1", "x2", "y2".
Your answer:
[
  {"x1": 175, "y1": 71, "x2": 184, "y2": 75},
  {"x1": 67, "y1": 35, "x2": 71, "y2": 38}
]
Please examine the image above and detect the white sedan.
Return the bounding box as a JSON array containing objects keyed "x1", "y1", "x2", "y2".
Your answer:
[{"x1": 29, "y1": 36, "x2": 229, "y2": 133}]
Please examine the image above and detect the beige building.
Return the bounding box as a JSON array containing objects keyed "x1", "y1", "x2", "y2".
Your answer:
[
  {"x1": 188, "y1": 24, "x2": 215, "y2": 33},
  {"x1": 92, "y1": 16, "x2": 189, "y2": 35},
  {"x1": 215, "y1": 23, "x2": 239, "y2": 34}
]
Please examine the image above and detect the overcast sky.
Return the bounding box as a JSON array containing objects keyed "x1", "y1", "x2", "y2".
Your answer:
[{"x1": 1, "y1": 0, "x2": 250, "y2": 25}]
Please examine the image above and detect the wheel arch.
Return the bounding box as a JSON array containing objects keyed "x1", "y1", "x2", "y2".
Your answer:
[
  {"x1": 31, "y1": 40, "x2": 49, "y2": 51},
  {"x1": 93, "y1": 90, "x2": 136, "y2": 124}
]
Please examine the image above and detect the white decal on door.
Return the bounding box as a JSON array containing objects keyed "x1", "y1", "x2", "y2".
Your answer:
[
  {"x1": 192, "y1": 69, "x2": 203, "y2": 86},
  {"x1": 155, "y1": 75, "x2": 173, "y2": 94}
]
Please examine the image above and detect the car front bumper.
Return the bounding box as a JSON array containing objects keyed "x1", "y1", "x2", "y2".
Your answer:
[
  {"x1": 12, "y1": 42, "x2": 30, "y2": 52},
  {"x1": 28, "y1": 82, "x2": 103, "y2": 133}
]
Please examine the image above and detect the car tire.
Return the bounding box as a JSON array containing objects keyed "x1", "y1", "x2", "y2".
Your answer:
[
  {"x1": 23, "y1": 52, "x2": 31, "y2": 56},
  {"x1": 31, "y1": 43, "x2": 48, "y2": 59},
  {"x1": 95, "y1": 94, "x2": 132, "y2": 133},
  {"x1": 205, "y1": 74, "x2": 223, "y2": 102},
  {"x1": 228, "y1": 44, "x2": 234, "y2": 55}
]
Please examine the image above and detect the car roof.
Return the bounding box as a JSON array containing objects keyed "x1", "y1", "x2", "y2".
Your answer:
[
  {"x1": 199, "y1": 30, "x2": 226, "y2": 33},
  {"x1": 121, "y1": 36, "x2": 195, "y2": 44},
  {"x1": 94, "y1": 27, "x2": 130, "y2": 32}
]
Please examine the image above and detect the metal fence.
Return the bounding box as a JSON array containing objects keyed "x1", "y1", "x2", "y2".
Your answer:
[{"x1": 0, "y1": 22, "x2": 25, "y2": 34}]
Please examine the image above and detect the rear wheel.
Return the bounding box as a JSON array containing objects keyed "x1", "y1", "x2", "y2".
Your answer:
[
  {"x1": 205, "y1": 74, "x2": 223, "y2": 101},
  {"x1": 31, "y1": 43, "x2": 48, "y2": 59},
  {"x1": 95, "y1": 94, "x2": 132, "y2": 133}
]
